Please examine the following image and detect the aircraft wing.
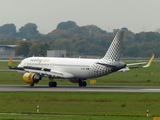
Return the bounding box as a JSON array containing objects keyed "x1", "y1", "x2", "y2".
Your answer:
[
  {"x1": 119, "y1": 54, "x2": 154, "y2": 72},
  {"x1": 23, "y1": 67, "x2": 74, "y2": 78},
  {"x1": 0, "y1": 69, "x2": 16, "y2": 71},
  {"x1": 8, "y1": 64, "x2": 74, "y2": 79},
  {"x1": 8, "y1": 56, "x2": 74, "y2": 78}
]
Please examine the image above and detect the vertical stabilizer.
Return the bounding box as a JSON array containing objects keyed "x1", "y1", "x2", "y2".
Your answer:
[{"x1": 100, "y1": 31, "x2": 124, "y2": 64}]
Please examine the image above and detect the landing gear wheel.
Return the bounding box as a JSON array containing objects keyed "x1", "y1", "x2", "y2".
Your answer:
[
  {"x1": 49, "y1": 82, "x2": 53, "y2": 87},
  {"x1": 78, "y1": 81, "x2": 83, "y2": 87},
  {"x1": 78, "y1": 80, "x2": 87, "y2": 87},
  {"x1": 49, "y1": 82, "x2": 57, "y2": 87},
  {"x1": 30, "y1": 83, "x2": 34, "y2": 87},
  {"x1": 82, "y1": 81, "x2": 87, "y2": 87},
  {"x1": 52, "y1": 82, "x2": 57, "y2": 87}
]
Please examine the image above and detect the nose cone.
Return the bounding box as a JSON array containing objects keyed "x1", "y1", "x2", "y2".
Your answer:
[{"x1": 111, "y1": 61, "x2": 126, "y2": 72}]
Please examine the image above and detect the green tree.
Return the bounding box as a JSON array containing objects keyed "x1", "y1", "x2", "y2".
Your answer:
[
  {"x1": 57, "y1": 21, "x2": 78, "y2": 30},
  {"x1": 15, "y1": 41, "x2": 31, "y2": 57},
  {"x1": 0, "y1": 24, "x2": 17, "y2": 37},
  {"x1": 0, "y1": 37, "x2": 17, "y2": 45},
  {"x1": 28, "y1": 42, "x2": 50, "y2": 56},
  {"x1": 52, "y1": 38, "x2": 75, "y2": 51},
  {"x1": 18, "y1": 23, "x2": 39, "y2": 39}
]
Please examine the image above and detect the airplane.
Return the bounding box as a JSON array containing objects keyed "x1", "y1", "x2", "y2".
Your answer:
[{"x1": 7, "y1": 31, "x2": 154, "y2": 87}]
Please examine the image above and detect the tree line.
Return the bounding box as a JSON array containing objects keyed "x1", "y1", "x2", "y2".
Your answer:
[{"x1": 0, "y1": 21, "x2": 160, "y2": 57}]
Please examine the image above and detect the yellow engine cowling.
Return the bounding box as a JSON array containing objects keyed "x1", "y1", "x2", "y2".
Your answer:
[
  {"x1": 69, "y1": 79, "x2": 79, "y2": 83},
  {"x1": 23, "y1": 73, "x2": 41, "y2": 84}
]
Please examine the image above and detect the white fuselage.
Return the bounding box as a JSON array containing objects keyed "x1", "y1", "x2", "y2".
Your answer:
[{"x1": 17, "y1": 57, "x2": 115, "y2": 79}]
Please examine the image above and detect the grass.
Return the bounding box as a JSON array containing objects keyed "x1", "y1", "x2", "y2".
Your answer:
[
  {"x1": 0, "y1": 61, "x2": 19, "y2": 69},
  {"x1": 0, "y1": 114, "x2": 153, "y2": 120},
  {"x1": 0, "y1": 92, "x2": 159, "y2": 117}
]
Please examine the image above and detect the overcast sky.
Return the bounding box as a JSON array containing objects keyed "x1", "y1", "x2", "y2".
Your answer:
[{"x1": 0, "y1": 0, "x2": 160, "y2": 34}]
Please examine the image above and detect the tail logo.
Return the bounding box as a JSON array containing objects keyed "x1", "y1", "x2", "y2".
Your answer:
[{"x1": 114, "y1": 41, "x2": 118, "y2": 44}]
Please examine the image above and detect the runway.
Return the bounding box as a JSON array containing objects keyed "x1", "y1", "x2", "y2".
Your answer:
[{"x1": 0, "y1": 85, "x2": 160, "y2": 92}]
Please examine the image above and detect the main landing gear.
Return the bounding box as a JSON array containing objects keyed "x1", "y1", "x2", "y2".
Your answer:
[
  {"x1": 30, "y1": 83, "x2": 34, "y2": 87},
  {"x1": 78, "y1": 79, "x2": 87, "y2": 87},
  {"x1": 48, "y1": 76, "x2": 57, "y2": 87},
  {"x1": 49, "y1": 81, "x2": 57, "y2": 87}
]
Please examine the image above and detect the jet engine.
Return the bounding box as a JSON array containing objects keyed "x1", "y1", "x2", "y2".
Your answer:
[
  {"x1": 23, "y1": 73, "x2": 41, "y2": 84},
  {"x1": 69, "y1": 79, "x2": 79, "y2": 83}
]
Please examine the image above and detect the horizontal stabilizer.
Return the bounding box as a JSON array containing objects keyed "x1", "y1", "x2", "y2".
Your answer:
[{"x1": 96, "y1": 62, "x2": 116, "y2": 67}]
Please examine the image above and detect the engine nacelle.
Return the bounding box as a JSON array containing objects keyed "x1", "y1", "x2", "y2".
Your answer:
[
  {"x1": 23, "y1": 73, "x2": 41, "y2": 84},
  {"x1": 69, "y1": 79, "x2": 79, "y2": 83}
]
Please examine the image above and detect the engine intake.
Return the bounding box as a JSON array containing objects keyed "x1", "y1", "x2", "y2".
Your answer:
[{"x1": 23, "y1": 73, "x2": 41, "y2": 84}]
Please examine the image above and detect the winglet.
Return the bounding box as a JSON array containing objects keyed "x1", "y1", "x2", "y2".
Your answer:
[
  {"x1": 8, "y1": 56, "x2": 13, "y2": 67},
  {"x1": 143, "y1": 54, "x2": 155, "y2": 68}
]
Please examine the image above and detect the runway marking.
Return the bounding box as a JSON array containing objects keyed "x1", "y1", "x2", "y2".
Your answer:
[
  {"x1": 143, "y1": 89, "x2": 160, "y2": 90},
  {"x1": 139, "y1": 89, "x2": 160, "y2": 92}
]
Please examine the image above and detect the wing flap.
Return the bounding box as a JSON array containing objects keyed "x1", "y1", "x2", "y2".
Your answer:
[
  {"x1": 24, "y1": 69, "x2": 63, "y2": 78},
  {"x1": 24, "y1": 68, "x2": 74, "y2": 79}
]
